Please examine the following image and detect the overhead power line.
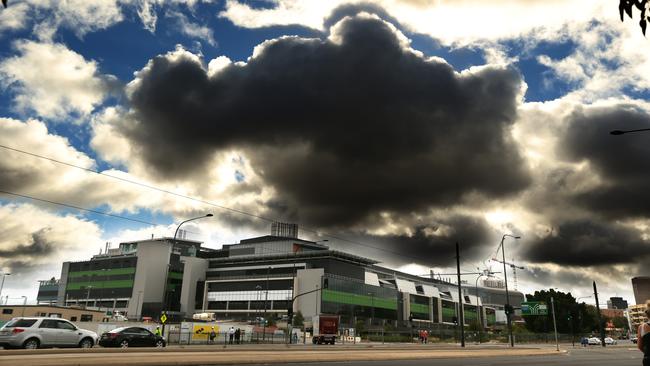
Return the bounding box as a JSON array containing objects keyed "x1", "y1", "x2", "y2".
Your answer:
[
  {"x1": 0, "y1": 189, "x2": 157, "y2": 226},
  {"x1": 0, "y1": 143, "x2": 456, "y2": 265}
]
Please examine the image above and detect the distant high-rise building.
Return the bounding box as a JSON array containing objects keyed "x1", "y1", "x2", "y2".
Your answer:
[
  {"x1": 632, "y1": 277, "x2": 650, "y2": 305},
  {"x1": 607, "y1": 297, "x2": 628, "y2": 310},
  {"x1": 271, "y1": 222, "x2": 299, "y2": 238}
]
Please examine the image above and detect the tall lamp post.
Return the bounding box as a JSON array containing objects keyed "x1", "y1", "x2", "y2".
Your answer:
[
  {"x1": 499, "y1": 234, "x2": 521, "y2": 347},
  {"x1": 474, "y1": 269, "x2": 492, "y2": 344},
  {"x1": 21, "y1": 296, "x2": 27, "y2": 316},
  {"x1": 164, "y1": 214, "x2": 214, "y2": 316},
  {"x1": 575, "y1": 295, "x2": 591, "y2": 343},
  {"x1": 0, "y1": 273, "x2": 10, "y2": 304}
]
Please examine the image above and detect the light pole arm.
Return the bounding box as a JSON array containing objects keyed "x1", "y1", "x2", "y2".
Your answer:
[
  {"x1": 173, "y1": 214, "x2": 213, "y2": 241},
  {"x1": 291, "y1": 287, "x2": 322, "y2": 305}
]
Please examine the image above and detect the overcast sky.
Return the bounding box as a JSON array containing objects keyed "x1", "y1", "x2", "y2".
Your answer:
[{"x1": 0, "y1": 0, "x2": 649, "y2": 306}]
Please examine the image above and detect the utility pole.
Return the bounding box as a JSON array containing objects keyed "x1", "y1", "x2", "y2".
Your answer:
[
  {"x1": 593, "y1": 281, "x2": 606, "y2": 347},
  {"x1": 456, "y1": 242, "x2": 465, "y2": 347},
  {"x1": 551, "y1": 296, "x2": 559, "y2": 351}
]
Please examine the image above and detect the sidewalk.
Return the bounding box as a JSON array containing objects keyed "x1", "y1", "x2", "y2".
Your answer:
[{"x1": 0, "y1": 346, "x2": 566, "y2": 366}]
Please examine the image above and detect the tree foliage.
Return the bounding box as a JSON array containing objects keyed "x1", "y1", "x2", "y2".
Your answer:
[
  {"x1": 619, "y1": 0, "x2": 650, "y2": 35},
  {"x1": 523, "y1": 289, "x2": 599, "y2": 334},
  {"x1": 292, "y1": 311, "x2": 304, "y2": 327}
]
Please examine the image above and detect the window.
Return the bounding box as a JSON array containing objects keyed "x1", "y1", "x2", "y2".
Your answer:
[
  {"x1": 56, "y1": 320, "x2": 76, "y2": 330},
  {"x1": 70, "y1": 316, "x2": 77, "y2": 321},
  {"x1": 48, "y1": 313, "x2": 62, "y2": 318},
  {"x1": 39, "y1": 312, "x2": 47, "y2": 316},
  {"x1": 80, "y1": 314, "x2": 93, "y2": 322},
  {"x1": 39, "y1": 319, "x2": 59, "y2": 329},
  {"x1": 136, "y1": 328, "x2": 152, "y2": 336},
  {"x1": 2, "y1": 309, "x2": 12, "y2": 314},
  {"x1": 5, "y1": 319, "x2": 37, "y2": 327}
]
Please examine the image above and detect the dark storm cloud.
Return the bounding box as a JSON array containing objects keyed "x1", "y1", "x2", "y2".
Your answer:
[
  {"x1": 121, "y1": 13, "x2": 530, "y2": 227},
  {"x1": 0, "y1": 229, "x2": 54, "y2": 257},
  {"x1": 523, "y1": 219, "x2": 650, "y2": 266},
  {"x1": 330, "y1": 215, "x2": 493, "y2": 267},
  {"x1": 559, "y1": 105, "x2": 650, "y2": 219}
]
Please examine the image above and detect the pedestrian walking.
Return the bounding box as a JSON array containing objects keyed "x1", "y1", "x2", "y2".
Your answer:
[
  {"x1": 581, "y1": 336, "x2": 588, "y2": 347},
  {"x1": 154, "y1": 326, "x2": 161, "y2": 337},
  {"x1": 423, "y1": 329, "x2": 429, "y2": 344},
  {"x1": 228, "y1": 326, "x2": 235, "y2": 344},
  {"x1": 638, "y1": 301, "x2": 650, "y2": 366},
  {"x1": 209, "y1": 327, "x2": 216, "y2": 344},
  {"x1": 235, "y1": 328, "x2": 241, "y2": 344}
]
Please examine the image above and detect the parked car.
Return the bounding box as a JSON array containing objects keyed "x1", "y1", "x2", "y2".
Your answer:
[
  {"x1": 588, "y1": 337, "x2": 602, "y2": 345},
  {"x1": 631, "y1": 336, "x2": 638, "y2": 344},
  {"x1": 98, "y1": 326, "x2": 165, "y2": 348},
  {"x1": 604, "y1": 337, "x2": 617, "y2": 345},
  {"x1": 0, "y1": 317, "x2": 97, "y2": 349}
]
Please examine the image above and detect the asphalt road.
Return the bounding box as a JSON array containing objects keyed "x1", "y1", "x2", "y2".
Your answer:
[
  {"x1": 212, "y1": 347, "x2": 644, "y2": 366},
  {"x1": 0, "y1": 343, "x2": 643, "y2": 366}
]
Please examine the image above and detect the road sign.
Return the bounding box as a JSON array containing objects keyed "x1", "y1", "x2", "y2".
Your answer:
[
  {"x1": 160, "y1": 313, "x2": 168, "y2": 324},
  {"x1": 521, "y1": 302, "x2": 548, "y2": 316}
]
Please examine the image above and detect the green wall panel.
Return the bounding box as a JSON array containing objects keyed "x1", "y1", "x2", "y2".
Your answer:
[
  {"x1": 66, "y1": 280, "x2": 134, "y2": 290},
  {"x1": 322, "y1": 289, "x2": 397, "y2": 310},
  {"x1": 410, "y1": 303, "x2": 429, "y2": 314},
  {"x1": 68, "y1": 267, "x2": 136, "y2": 278}
]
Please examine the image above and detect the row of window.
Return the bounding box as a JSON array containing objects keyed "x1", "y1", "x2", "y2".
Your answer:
[
  {"x1": 206, "y1": 300, "x2": 290, "y2": 311},
  {"x1": 1, "y1": 309, "x2": 94, "y2": 322},
  {"x1": 69, "y1": 258, "x2": 137, "y2": 272}
]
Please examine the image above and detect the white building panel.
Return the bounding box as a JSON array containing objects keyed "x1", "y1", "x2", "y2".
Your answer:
[
  {"x1": 364, "y1": 272, "x2": 380, "y2": 286},
  {"x1": 395, "y1": 279, "x2": 417, "y2": 294},
  {"x1": 421, "y1": 285, "x2": 439, "y2": 297}
]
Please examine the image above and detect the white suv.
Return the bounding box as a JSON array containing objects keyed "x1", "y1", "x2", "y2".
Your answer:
[{"x1": 0, "y1": 317, "x2": 98, "y2": 349}]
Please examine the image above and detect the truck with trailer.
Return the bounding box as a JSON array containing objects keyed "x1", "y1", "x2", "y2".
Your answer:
[{"x1": 311, "y1": 315, "x2": 339, "y2": 345}]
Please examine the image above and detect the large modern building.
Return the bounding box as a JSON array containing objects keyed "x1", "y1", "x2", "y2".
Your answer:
[
  {"x1": 628, "y1": 303, "x2": 649, "y2": 330},
  {"x1": 607, "y1": 297, "x2": 628, "y2": 310},
  {"x1": 632, "y1": 277, "x2": 650, "y2": 305},
  {"x1": 51, "y1": 225, "x2": 524, "y2": 328},
  {"x1": 36, "y1": 278, "x2": 60, "y2": 304},
  {"x1": 56, "y1": 238, "x2": 211, "y2": 320}
]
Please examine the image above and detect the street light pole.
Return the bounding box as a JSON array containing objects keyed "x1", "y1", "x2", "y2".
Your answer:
[
  {"x1": 21, "y1": 296, "x2": 27, "y2": 316},
  {"x1": 162, "y1": 213, "x2": 213, "y2": 324},
  {"x1": 173, "y1": 213, "x2": 213, "y2": 244},
  {"x1": 500, "y1": 234, "x2": 521, "y2": 347},
  {"x1": 85, "y1": 286, "x2": 93, "y2": 309},
  {"x1": 0, "y1": 273, "x2": 10, "y2": 304},
  {"x1": 551, "y1": 296, "x2": 559, "y2": 351},
  {"x1": 475, "y1": 270, "x2": 485, "y2": 344}
]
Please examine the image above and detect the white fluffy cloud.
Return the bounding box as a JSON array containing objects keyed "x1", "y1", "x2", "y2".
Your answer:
[
  {"x1": 0, "y1": 41, "x2": 115, "y2": 121},
  {"x1": 0, "y1": 203, "x2": 103, "y2": 304},
  {"x1": 219, "y1": 0, "x2": 605, "y2": 45}
]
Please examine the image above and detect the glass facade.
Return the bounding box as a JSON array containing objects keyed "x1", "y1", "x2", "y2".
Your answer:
[
  {"x1": 320, "y1": 274, "x2": 398, "y2": 326},
  {"x1": 463, "y1": 304, "x2": 478, "y2": 325},
  {"x1": 410, "y1": 294, "x2": 430, "y2": 320},
  {"x1": 65, "y1": 258, "x2": 137, "y2": 301},
  {"x1": 486, "y1": 307, "x2": 496, "y2": 326},
  {"x1": 441, "y1": 299, "x2": 457, "y2": 323}
]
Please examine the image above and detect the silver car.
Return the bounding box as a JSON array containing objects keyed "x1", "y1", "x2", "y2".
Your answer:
[{"x1": 0, "y1": 317, "x2": 98, "y2": 349}]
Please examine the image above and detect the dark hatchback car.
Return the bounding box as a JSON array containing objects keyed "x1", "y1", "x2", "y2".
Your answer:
[{"x1": 98, "y1": 327, "x2": 165, "y2": 348}]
